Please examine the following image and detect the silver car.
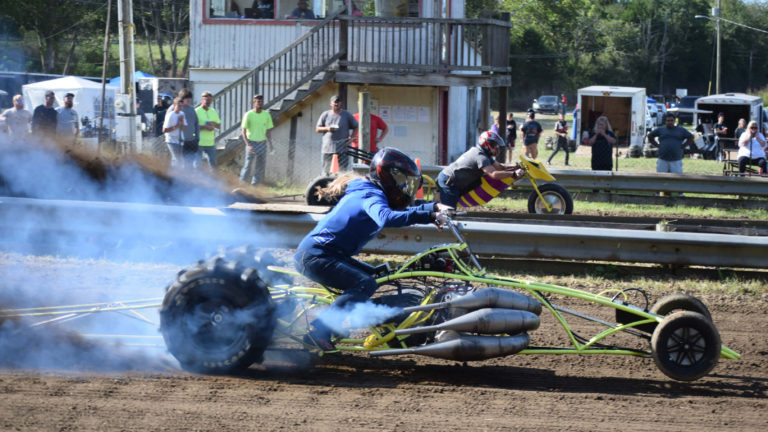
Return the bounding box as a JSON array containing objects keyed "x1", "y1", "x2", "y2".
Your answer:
[{"x1": 532, "y1": 95, "x2": 560, "y2": 114}]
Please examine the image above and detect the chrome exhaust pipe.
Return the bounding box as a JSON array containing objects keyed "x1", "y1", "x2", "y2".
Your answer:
[
  {"x1": 403, "y1": 287, "x2": 542, "y2": 315},
  {"x1": 369, "y1": 333, "x2": 530, "y2": 361},
  {"x1": 394, "y1": 308, "x2": 540, "y2": 336}
]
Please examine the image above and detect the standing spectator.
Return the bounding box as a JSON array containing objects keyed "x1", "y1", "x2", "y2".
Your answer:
[
  {"x1": 0, "y1": 94, "x2": 32, "y2": 144},
  {"x1": 289, "y1": 0, "x2": 315, "y2": 18},
  {"x1": 646, "y1": 113, "x2": 694, "y2": 174},
  {"x1": 240, "y1": 94, "x2": 274, "y2": 184},
  {"x1": 178, "y1": 89, "x2": 200, "y2": 168},
  {"x1": 713, "y1": 112, "x2": 728, "y2": 161},
  {"x1": 352, "y1": 109, "x2": 388, "y2": 158},
  {"x1": 162, "y1": 97, "x2": 186, "y2": 167},
  {"x1": 520, "y1": 109, "x2": 542, "y2": 159},
  {"x1": 153, "y1": 95, "x2": 169, "y2": 137},
  {"x1": 195, "y1": 90, "x2": 221, "y2": 168},
  {"x1": 736, "y1": 120, "x2": 767, "y2": 174},
  {"x1": 55, "y1": 92, "x2": 79, "y2": 145},
  {"x1": 734, "y1": 118, "x2": 747, "y2": 141},
  {"x1": 252, "y1": 0, "x2": 274, "y2": 18},
  {"x1": 560, "y1": 93, "x2": 567, "y2": 115},
  {"x1": 32, "y1": 90, "x2": 57, "y2": 140},
  {"x1": 504, "y1": 112, "x2": 517, "y2": 163},
  {"x1": 588, "y1": 116, "x2": 617, "y2": 171},
  {"x1": 489, "y1": 114, "x2": 507, "y2": 163},
  {"x1": 547, "y1": 113, "x2": 569, "y2": 166},
  {"x1": 316, "y1": 95, "x2": 358, "y2": 175}
]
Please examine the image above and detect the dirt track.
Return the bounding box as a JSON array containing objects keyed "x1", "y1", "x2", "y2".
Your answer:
[{"x1": 1, "y1": 258, "x2": 767, "y2": 431}]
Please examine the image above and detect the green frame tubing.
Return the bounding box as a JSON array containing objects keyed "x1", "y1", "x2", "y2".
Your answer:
[{"x1": 1, "y1": 239, "x2": 740, "y2": 362}]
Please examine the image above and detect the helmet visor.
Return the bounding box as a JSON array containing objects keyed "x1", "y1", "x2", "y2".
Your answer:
[{"x1": 391, "y1": 168, "x2": 423, "y2": 200}]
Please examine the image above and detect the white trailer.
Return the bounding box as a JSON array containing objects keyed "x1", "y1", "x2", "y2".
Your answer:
[
  {"x1": 694, "y1": 93, "x2": 766, "y2": 144},
  {"x1": 577, "y1": 86, "x2": 647, "y2": 149}
]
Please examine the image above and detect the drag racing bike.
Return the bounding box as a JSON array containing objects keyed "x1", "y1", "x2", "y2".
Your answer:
[
  {"x1": 305, "y1": 147, "x2": 574, "y2": 214},
  {"x1": 158, "y1": 215, "x2": 738, "y2": 381}
]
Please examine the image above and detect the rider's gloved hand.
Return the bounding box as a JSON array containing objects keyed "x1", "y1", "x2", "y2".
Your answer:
[{"x1": 432, "y1": 204, "x2": 455, "y2": 230}]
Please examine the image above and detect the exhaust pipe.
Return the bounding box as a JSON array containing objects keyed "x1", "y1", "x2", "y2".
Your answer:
[
  {"x1": 369, "y1": 333, "x2": 530, "y2": 361},
  {"x1": 403, "y1": 287, "x2": 542, "y2": 315},
  {"x1": 394, "y1": 308, "x2": 540, "y2": 336}
]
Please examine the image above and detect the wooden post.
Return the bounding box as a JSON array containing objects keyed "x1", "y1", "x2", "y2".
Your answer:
[{"x1": 358, "y1": 92, "x2": 371, "y2": 153}]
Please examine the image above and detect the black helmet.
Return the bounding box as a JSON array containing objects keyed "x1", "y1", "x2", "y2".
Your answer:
[
  {"x1": 369, "y1": 147, "x2": 423, "y2": 210},
  {"x1": 477, "y1": 130, "x2": 505, "y2": 157}
]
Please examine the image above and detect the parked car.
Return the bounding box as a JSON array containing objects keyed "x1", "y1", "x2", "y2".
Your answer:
[
  {"x1": 647, "y1": 103, "x2": 661, "y2": 126},
  {"x1": 532, "y1": 95, "x2": 561, "y2": 114},
  {"x1": 677, "y1": 95, "x2": 702, "y2": 125}
]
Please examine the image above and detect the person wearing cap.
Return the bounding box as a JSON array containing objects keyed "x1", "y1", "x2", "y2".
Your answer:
[
  {"x1": 316, "y1": 95, "x2": 358, "y2": 175},
  {"x1": 56, "y1": 92, "x2": 79, "y2": 144},
  {"x1": 0, "y1": 94, "x2": 32, "y2": 144},
  {"x1": 32, "y1": 90, "x2": 58, "y2": 140},
  {"x1": 178, "y1": 89, "x2": 200, "y2": 167},
  {"x1": 520, "y1": 109, "x2": 542, "y2": 159},
  {"x1": 195, "y1": 91, "x2": 221, "y2": 168},
  {"x1": 240, "y1": 94, "x2": 274, "y2": 184},
  {"x1": 153, "y1": 94, "x2": 170, "y2": 137}
]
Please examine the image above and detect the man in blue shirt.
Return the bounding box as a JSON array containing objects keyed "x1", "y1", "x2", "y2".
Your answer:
[
  {"x1": 294, "y1": 148, "x2": 451, "y2": 350},
  {"x1": 647, "y1": 113, "x2": 694, "y2": 174}
]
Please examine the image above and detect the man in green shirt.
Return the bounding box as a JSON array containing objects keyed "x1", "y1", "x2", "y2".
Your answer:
[
  {"x1": 195, "y1": 91, "x2": 221, "y2": 168},
  {"x1": 240, "y1": 94, "x2": 274, "y2": 184}
]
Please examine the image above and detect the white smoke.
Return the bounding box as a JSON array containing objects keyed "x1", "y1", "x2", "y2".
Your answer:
[{"x1": 315, "y1": 301, "x2": 404, "y2": 335}]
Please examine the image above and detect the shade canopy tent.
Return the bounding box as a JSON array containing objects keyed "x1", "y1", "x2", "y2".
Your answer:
[
  {"x1": 22, "y1": 76, "x2": 117, "y2": 127},
  {"x1": 109, "y1": 71, "x2": 156, "y2": 88}
]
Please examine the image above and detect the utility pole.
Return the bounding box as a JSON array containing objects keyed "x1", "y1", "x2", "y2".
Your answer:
[
  {"x1": 116, "y1": 0, "x2": 138, "y2": 153},
  {"x1": 714, "y1": 0, "x2": 721, "y2": 94}
]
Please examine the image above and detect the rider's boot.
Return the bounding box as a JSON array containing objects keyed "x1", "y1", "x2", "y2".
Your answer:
[{"x1": 304, "y1": 319, "x2": 337, "y2": 351}]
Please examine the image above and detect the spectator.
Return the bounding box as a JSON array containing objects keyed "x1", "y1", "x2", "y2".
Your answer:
[
  {"x1": 0, "y1": 94, "x2": 32, "y2": 144},
  {"x1": 162, "y1": 97, "x2": 187, "y2": 167},
  {"x1": 350, "y1": 1, "x2": 363, "y2": 16},
  {"x1": 646, "y1": 113, "x2": 694, "y2": 174},
  {"x1": 504, "y1": 112, "x2": 517, "y2": 163},
  {"x1": 289, "y1": 0, "x2": 315, "y2": 18},
  {"x1": 547, "y1": 113, "x2": 569, "y2": 166},
  {"x1": 32, "y1": 90, "x2": 57, "y2": 140},
  {"x1": 240, "y1": 94, "x2": 274, "y2": 184},
  {"x1": 560, "y1": 93, "x2": 567, "y2": 115},
  {"x1": 713, "y1": 112, "x2": 728, "y2": 161},
  {"x1": 251, "y1": 0, "x2": 274, "y2": 18},
  {"x1": 352, "y1": 108, "x2": 388, "y2": 159},
  {"x1": 588, "y1": 116, "x2": 616, "y2": 171},
  {"x1": 195, "y1": 90, "x2": 221, "y2": 168},
  {"x1": 153, "y1": 95, "x2": 169, "y2": 137},
  {"x1": 520, "y1": 109, "x2": 542, "y2": 159},
  {"x1": 734, "y1": 118, "x2": 747, "y2": 141},
  {"x1": 178, "y1": 89, "x2": 200, "y2": 168},
  {"x1": 55, "y1": 92, "x2": 79, "y2": 145},
  {"x1": 316, "y1": 95, "x2": 358, "y2": 175},
  {"x1": 736, "y1": 120, "x2": 767, "y2": 174},
  {"x1": 489, "y1": 114, "x2": 508, "y2": 164}
]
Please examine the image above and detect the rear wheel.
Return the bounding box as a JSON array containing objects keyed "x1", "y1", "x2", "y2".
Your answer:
[
  {"x1": 528, "y1": 183, "x2": 573, "y2": 214},
  {"x1": 160, "y1": 257, "x2": 276, "y2": 374},
  {"x1": 650, "y1": 293, "x2": 712, "y2": 321},
  {"x1": 651, "y1": 311, "x2": 720, "y2": 381},
  {"x1": 305, "y1": 176, "x2": 338, "y2": 206}
]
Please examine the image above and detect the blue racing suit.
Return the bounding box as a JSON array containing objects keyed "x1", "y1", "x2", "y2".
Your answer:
[{"x1": 294, "y1": 178, "x2": 436, "y2": 333}]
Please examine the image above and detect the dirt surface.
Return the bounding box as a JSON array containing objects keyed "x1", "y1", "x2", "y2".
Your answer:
[{"x1": 0, "y1": 254, "x2": 767, "y2": 431}]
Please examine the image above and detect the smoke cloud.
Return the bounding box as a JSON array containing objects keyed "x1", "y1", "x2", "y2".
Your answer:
[
  {"x1": 315, "y1": 301, "x2": 404, "y2": 336},
  {"x1": 0, "y1": 138, "x2": 292, "y2": 372}
]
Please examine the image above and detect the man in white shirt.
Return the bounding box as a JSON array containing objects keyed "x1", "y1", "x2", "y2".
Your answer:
[
  {"x1": 163, "y1": 97, "x2": 187, "y2": 167},
  {"x1": 0, "y1": 94, "x2": 32, "y2": 144}
]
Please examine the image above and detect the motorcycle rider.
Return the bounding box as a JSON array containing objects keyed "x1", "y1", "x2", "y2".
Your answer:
[
  {"x1": 294, "y1": 147, "x2": 453, "y2": 350},
  {"x1": 437, "y1": 130, "x2": 524, "y2": 208}
]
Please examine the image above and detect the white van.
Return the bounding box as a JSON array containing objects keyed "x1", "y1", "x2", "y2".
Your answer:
[{"x1": 694, "y1": 93, "x2": 765, "y2": 147}]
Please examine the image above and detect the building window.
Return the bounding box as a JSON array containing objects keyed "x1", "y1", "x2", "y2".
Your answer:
[{"x1": 206, "y1": 0, "x2": 420, "y2": 20}]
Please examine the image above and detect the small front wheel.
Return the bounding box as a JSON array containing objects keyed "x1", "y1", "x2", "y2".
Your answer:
[
  {"x1": 651, "y1": 311, "x2": 720, "y2": 381},
  {"x1": 528, "y1": 183, "x2": 573, "y2": 214},
  {"x1": 650, "y1": 293, "x2": 712, "y2": 321}
]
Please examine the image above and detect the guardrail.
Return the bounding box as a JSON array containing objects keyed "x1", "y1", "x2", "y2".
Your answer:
[
  {"x1": 406, "y1": 165, "x2": 768, "y2": 197},
  {"x1": 1, "y1": 197, "x2": 765, "y2": 269}
]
